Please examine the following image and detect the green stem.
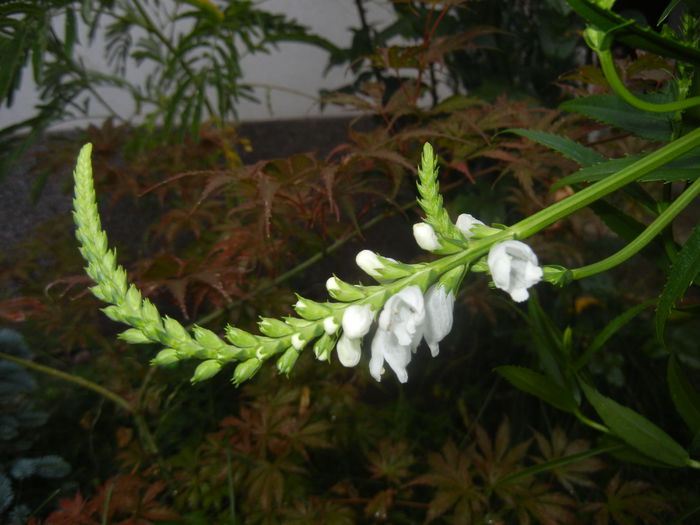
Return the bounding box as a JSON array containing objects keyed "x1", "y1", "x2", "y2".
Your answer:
[
  {"x1": 511, "y1": 126, "x2": 700, "y2": 239},
  {"x1": 571, "y1": 176, "x2": 700, "y2": 279},
  {"x1": 0, "y1": 351, "x2": 133, "y2": 413},
  {"x1": 598, "y1": 47, "x2": 700, "y2": 113}
]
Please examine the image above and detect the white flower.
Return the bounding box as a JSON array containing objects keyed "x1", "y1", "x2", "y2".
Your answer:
[
  {"x1": 413, "y1": 223, "x2": 441, "y2": 251},
  {"x1": 422, "y1": 285, "x2": 455, "y2": 357},
  {"x1": 370, "y1": 286, "x2": 425, "y2": 382},
  {"x1": 456, "y1": 214, "x2": 485, "y2": 240},
  {"x1": 488, "y1": 240, "x2": 543, "y2": 302},
  {"x1": 336, "y1": 304, "x2": 373, "y2": 368}
]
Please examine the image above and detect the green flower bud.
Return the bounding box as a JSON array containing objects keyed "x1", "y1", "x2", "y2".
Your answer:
[
  {"x1": 225, "y1": 326, "x2": 258, "y2": 347},
  {"x1": 191, "y1": 359, "x2": 222, "y2": 383},
  {"x1": 163, "y1": 316, "x2": 190, "y2": 345},
  {"x1": 232, "y1": 358, "x2": 262, "y2": 386},
  {"x1": 258, "y1": 317, "x2": 294, "y2": 337},
  {"x1": 102, "y1": 305, "x2": 125, "y2": 323},
  {"x1": 277, "y1": 346, "x2": 300, "y2": 376},
  {"x1": 151, "y1": 348, "x2": 179, "y2": 366},
  {"x1": 118, "y1": 328, "x2": 151, "y2": 344},
  {"x1": 193, "y1": 326, "x2": 225, "y2": 349},
  {"x1": 294, "y1": 295, "x2": 332, "y2": 320},
  {"x1": 325, "y1": 275, "x2": 366, "y2": 301}
]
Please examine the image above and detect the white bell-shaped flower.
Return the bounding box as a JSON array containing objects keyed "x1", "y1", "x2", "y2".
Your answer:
[
  {"x1": 337, "y1": 334, "x2": 362, "y2": 367},
  {"x1": 488, "y1": 240, "x2": 542, "y2": 302},
  {"x1": 369, "y1": 286, "x2": 425, "y2": 382},
  {"x1": 422, "y1": 284, "x2": 455, "y2": 357}
]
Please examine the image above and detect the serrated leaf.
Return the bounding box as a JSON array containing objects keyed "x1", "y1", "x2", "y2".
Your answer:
[
  {"x1": 495, "y1": 366, "x2": 578, "y2": 413},
  {"x1": 560, "y1": 94, "x2": 674, "y2": 141},
  {"x1": 552, "y1": 150, "x2": 700, "y2": 190},
  {"x1": 667, "y1": 356, "x2": 700, "y2": 436},
  {"x1": 507, "y1": 128, "x2": 605, "y2": 166},
  {"x1": 656, "y1": 224, "x2": 700, "y2": 342},
  {"x1": 580, "y1": 381, "x2": 688, "y2": 467}
]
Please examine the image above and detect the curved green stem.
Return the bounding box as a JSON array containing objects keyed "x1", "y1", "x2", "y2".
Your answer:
[
  {"x1": 0, "y1": 351, "x2": 133, "y2": 413},
  {"x1": 571, "y1": 176, "x2": 700, "y2": 280},
  {"x1": 598, "y1": 47, "x2": 700, "y2": 113}
]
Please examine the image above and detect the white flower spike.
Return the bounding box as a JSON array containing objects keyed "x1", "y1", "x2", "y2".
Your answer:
[
  {"x1": 488, "y1": 240, "x2": 543, "y2": 302},
  {"x1": 370, "y1": 286, "x2": 425, "y2": 382},
  {"x1": 413, "y1": 223, "x2": 441, "y2": 251}
]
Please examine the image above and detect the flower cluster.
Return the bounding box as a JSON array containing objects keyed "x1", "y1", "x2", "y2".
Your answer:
[{"x1": 337, "y1": 284, "x2": 455, "y2": 383}]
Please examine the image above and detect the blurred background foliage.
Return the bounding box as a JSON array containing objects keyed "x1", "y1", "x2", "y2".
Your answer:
[{"x1": 1, "y1": 0, "x2": 699, "y2": 523}]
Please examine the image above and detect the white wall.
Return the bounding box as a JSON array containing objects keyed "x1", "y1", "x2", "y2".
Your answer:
[{"x1": 1, "y1": 0, "x2": 396, "y2": 130}]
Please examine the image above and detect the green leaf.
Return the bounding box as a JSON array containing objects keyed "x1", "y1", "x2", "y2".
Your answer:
[
  {"x1": 507, "y1": 128, "x2": 605, "y2": 166},
  {"x1": 667, "y1": 356, "x2": 700, "y2": 436},
  {"x1": 560, "y1": 94, "x2": 674, "y2": 141},
  {"x1": 552, "y1": 150, "x2": 700, "y2": 190},
  {"x1": 656, "y1": 224, "x2": 700, "y2": 342},
  {"x1": 580, "y1": 380, "x2": 689, "y2": 467},
  {"x1": 575, "y1": 299, "x2": 656, "y2": 369},
  {"x1": 495, "y1": 366, "x2": 578, "y2": 413},
  {"x1": 565, "y1": 0, "x2": 700, "y2": 64}
]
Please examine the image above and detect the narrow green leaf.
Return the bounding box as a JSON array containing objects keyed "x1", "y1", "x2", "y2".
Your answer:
[
  {"x1": 656, "y1": 224, "x2": 700, "y2": 342},
  {"x1": 575, "y1": 299, "x2": 655, "y2": 369},
  {"x1": 667, "y1": 356, "x2": 700, "y2": 436},
  {"x1": 560, "y1": 94, "x2": 674, "y2": 141},
  {"x1": 507, "y1": 128, "x2": 605, "y2": 166},
  {"x1": 580, "y1": 380, "x2": 689, "y2": 467},
  {"x1": 495, "y1": 366, "x2": 578, "y2": 413},
  {"x1": 64, "y1": 7, "x2": 77, "y2": 56}
]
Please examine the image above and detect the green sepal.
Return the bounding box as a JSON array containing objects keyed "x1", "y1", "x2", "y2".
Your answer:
[
  {"x1": 258, "y1": 317, "x2": 294, "y2": 337},
  {"x1": 151, "y1": 348, "x2": 179, "y2": 366},
  {"x1": 294, "y1": 295, "x2": 332, "y2": 320},
  {"x1": 437, "y1": 265, "x2": 467, "y2": 293},
  {"x1": 542, "y1": 265, "x2": 573, "y2": 287},
  {"x1": 124, "y1": 284, "x2": 142, "y2": 313},
  {"x1": 283, "y1": 317, "x2": 313, "y2": 329},
  {"x1": 313, "y1": 332, "x2": 337, "y2": 361},
  {"x1": 118, "y1": 328, "x2": 152, "y2": 344},
  {"x1": 225, "y1": 325, "x2": 258, "y2": 347},
  {"x1": 373, "y1": 256, "x2": 419, "y2": 281},
  {"x1": 191, "y1": 359, "x2": 222, "y2": 383},
  {"x1": 326, "y1": 276, "x2": 366, "y2": 302},
  {"x1": 102, "y1": 305, "x2": 125, "y2": 323},
  {"x1": 232, "y1": 358, "x2": 262, "y2": 386},
  {"x1": 470, "y1": 257, "x2": 489, "y2": 273},
  {"x1": 277, "y1": 346, "x2": 300, "y2": 376}
]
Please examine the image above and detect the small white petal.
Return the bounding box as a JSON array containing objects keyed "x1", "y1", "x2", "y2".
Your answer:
[
  {"x1": 356, "y1": 250, "x2": 384, "y2": 277},
  {"x1": 323, "y1": 316, "x2": 339, "y2": 335},
  {"x1": 413, "y1": 223, "x2": 441, "y2": 251},
  {"x1": 336, "y1": 334, "x2": 362, "y2": 367},
  {"x1": 456, "y1": 214, "x2": 485, "y2": 239},
  {"x1": 370, "y1": 328, "x2": 410, "y2": 383},
  {"x1": 342, "y1": 304, "x2": 373, "y2": 339},
  {"x1": 291, "y1": 333, "x2": 305, "y2": 351},
  {"x1": 423, "y1": 285, "x2": 455, "y2": 357}
]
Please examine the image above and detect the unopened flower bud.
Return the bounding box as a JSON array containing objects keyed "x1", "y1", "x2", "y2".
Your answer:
[
  {"x1": 191, "y1": 359, "x2": 222, "y2": 383},
  {"x1": 336, "y1": 334, "x2": 362, "y2": 367},
  {"x1": 151, "y1": 348, "x2": 179, "y2": 366},
  {"x1": 356, "y1": 250, "x2": 384, "y2": 278},
  {"x1": 323, "y1": 316, "x2": 339, "y2": 335},
  {"x1": 456, "y1": 214, "x2": 485, "y2": 239},
  {"x1": 277, "y1": 346, "x2": 300, "y2": 375},
  {"x1": 232, "y1": 358, "x2": 262, "y2": 386},
  {"x1": 413, "y1": 223, "x2": 441, "y2": 251}
]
